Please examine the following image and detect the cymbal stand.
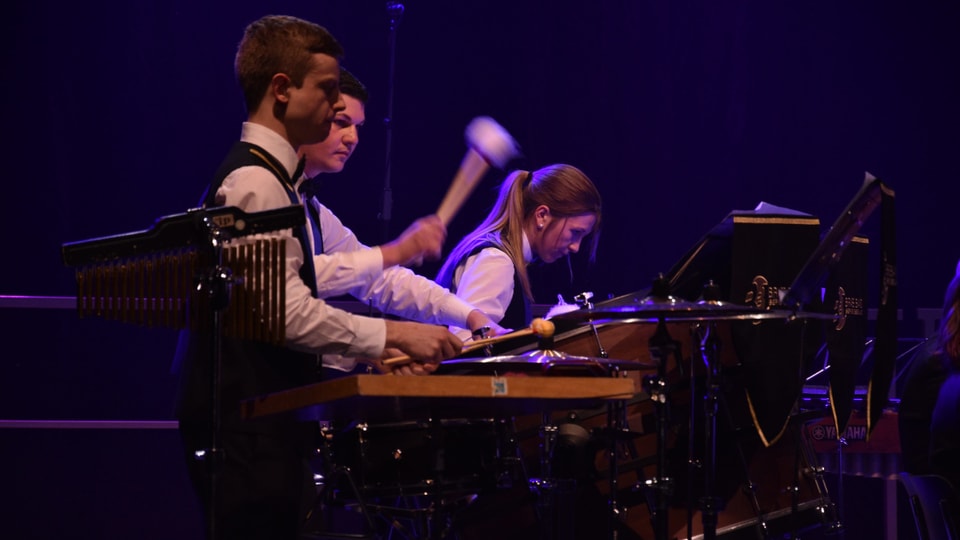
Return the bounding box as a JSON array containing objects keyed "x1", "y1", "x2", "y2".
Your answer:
[
  {"x1": 696, "y1": 320, "x2": 722, "y2": 540},
  {"x1": 645, "y1": 318, "x2": 681, "y2": 540},
  {"x1": 605, "y1": 365, "x2": 633, "y2": 540},
  {"x1": 532, "y1": 411, "x2": 566, "y2": 540},
  {"x1": 531, "y1": 331, "x2": 578, "y2": 540}
]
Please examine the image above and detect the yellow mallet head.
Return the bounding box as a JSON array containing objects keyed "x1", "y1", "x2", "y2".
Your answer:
[{"x1": 530, "y1": 317, "x2": 556, "y2": 338}]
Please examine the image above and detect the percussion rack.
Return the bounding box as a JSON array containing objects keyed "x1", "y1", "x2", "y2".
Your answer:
[{"x1": 61, "y1": 205, "x2": 304, "y2": 540}]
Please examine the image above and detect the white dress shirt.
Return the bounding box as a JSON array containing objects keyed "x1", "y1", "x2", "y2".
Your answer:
[
  {"x1": 306, "y1": 196, "x2": 478, "y2": 371},
  {"x1": 447, "y1": 234, "x2": 533, "y2": 340},
  {"x1": 211, "y1": 122, "x2": 385, "y2": 357}
]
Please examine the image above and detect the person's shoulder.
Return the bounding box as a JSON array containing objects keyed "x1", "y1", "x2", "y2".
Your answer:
[
  {"x1": 474, "y1": 245, "x2": 511, "y2": 261},
  {"x1": 219, "y1": 165, "x2": 292, "y2": 211},
  {"x1": 940, "y1": 371, "x2": 960, "y2": 393},
  {"x1": 224, "y1": 163, "x2": 285, "y2": 188}
]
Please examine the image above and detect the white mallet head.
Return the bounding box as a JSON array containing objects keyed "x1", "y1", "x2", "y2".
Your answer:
[{"x1": 465, "y1": 116, "x2": 520, "y2": 169}]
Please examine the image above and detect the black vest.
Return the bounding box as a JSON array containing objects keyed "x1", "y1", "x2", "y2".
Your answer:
[
  {"x1": 175, "y1": 142, "x2": 319, "y2": 433},
  {"x1": 204, "y1": 141, "x2": 318, "y2": 296}
]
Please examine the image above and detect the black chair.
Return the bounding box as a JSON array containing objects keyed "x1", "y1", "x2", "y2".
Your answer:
[{"x1": 899, "y1": 472, "x2": 960, "y2": 540}]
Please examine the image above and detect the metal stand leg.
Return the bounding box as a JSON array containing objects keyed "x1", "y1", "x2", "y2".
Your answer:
[
  {"x1": 196, "y1": 220, "x2": 235, "y2": 540},
  {"x1": 699, "y1": 322, "x2": 722, "y2": 540},
  {"x1": 316, "y1": 433, "x2": 381, "y2": 538},
  {"x1": 645, "y1": 319, "x2": 680, "y2": 540},
  {"x1": 536, "y1": 412, "x2": 559, "y2": 540},
  {"x1": 607, "y1": 399, "x2": 623, "y2": 540}
]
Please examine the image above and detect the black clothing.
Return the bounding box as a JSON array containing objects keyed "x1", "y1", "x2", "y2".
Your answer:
[
  {"x1": 176, "y1": 141, "x2": 321, "y2": 539},
  {"x1": 898, "y1": 343, "x2": 950, "y2": 475},
  {"x1": 931, "y1": 372, "x2": 960, "y2": 497}
]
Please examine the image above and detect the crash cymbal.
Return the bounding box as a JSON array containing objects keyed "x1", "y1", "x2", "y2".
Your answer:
[
  {"x1": 437, "y1": 348, "x2": 655, "y2": 376},
  {"x1": 552, "y1": 298, "x2": 837, "y2": 324}
]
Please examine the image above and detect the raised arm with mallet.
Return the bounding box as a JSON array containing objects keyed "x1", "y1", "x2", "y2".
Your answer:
[{"x1": 436, "y1": 116, "x2": 520, "y2": 226}]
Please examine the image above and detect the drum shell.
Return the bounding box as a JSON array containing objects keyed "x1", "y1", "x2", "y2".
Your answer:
[
  {"x1": 596, "y1": 411, "x2": 831, "y2": 539},
  {"x1": 330, "y1": 418, "x2": 504, "y2": 497}
]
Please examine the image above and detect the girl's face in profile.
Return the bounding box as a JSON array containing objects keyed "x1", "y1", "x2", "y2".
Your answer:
[{"x1": 533, "y1": 212, "x2": 597, "y2": 263}]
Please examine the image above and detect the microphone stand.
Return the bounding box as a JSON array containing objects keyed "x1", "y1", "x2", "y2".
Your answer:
[{"x1": 380, "y1": 1, "x2": 404, "y2": 243}]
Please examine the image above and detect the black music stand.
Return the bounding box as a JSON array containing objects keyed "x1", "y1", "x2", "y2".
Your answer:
[
  {"x1": 647, "y1": 176, "x2": 886, "y2": 540},
  {"x1": 774, "y1": 174, "x2": 889, "y2": 539},
  {"x1": 779, "y1": 174, "x2": 884, "y2": 313},
  {"x1": 62, "y1": 205, "x2": 304, "y2": 540},
  {"x1": 705, "y1": 175, "x2": 885, "y2": 540}
]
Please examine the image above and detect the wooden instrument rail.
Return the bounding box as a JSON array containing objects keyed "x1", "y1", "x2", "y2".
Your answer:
[{"x1": 241, "y1": 374, "x2": 636, "y2": 423}]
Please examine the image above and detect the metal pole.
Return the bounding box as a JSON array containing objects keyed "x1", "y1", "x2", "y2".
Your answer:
[{"x1": 380, "y1": 1, "x2": 404, "y2": 242}]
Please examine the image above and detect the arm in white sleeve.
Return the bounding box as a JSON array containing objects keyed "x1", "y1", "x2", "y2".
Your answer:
[
  {"x1": 358, "y1": 265, "x2": 477, "y2": 327},
  {"x1": 310, "y1": 200, "x2": 386, "y2": 298},
  {"x1": 310, "y1": 199, "x2": 477, "y2": 328},
  {"x1": 447, "y1": 248, "x2": 517, "y2": 339},
  {"x1": 216, "y1": 167, "x2": 386, "y2": 358}
]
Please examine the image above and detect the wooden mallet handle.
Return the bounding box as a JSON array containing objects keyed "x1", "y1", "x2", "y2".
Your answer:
[
  {"x1": 435, "y1": 116, "x2": 519, "y2": 227},
  {"x1": 381, "y1": 318, "x2": 555, "y2": 368}
]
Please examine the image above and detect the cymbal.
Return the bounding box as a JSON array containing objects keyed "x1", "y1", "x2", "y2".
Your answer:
[
  {"x1": 437, "y1": 348, "x2": 655, "y2": 376},
  {"x1": 552, "y1": 298, "x2": 837, "y2": 324}
]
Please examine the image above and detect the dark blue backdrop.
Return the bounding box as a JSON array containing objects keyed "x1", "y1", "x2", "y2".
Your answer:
[
  {"x1": 5, "y1": 0, "x2": 958, "y2": 306},
  {"x1": 2, "y1": 1, "x2": 958, "y2": 537}
]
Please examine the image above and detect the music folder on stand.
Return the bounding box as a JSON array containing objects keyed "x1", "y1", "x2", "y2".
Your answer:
[{"x1": 62, "y1": 204, "x2": 305, "y2": 540}]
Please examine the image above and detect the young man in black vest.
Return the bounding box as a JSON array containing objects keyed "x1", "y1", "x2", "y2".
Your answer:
[{"x1": 176, "y1": 16, "x2": 486, "y2": 538}]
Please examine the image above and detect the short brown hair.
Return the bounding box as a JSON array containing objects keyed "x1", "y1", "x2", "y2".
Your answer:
[{"x1": 235, "y1": 15, "x2": 344, "y2": 114}]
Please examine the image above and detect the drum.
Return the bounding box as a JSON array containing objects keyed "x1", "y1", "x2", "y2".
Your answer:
[
  {"x1": 329, "y1": 418, "x2": 510, "y2": 498},
  {"x1": 588, "y1": 401, "x2": 836, "y2": 540},
  {"x1": 499, "y1": 319, "x2": 835, "y2": 539}
]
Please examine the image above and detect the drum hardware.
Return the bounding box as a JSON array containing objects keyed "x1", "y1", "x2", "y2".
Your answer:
[
  {"x1": 310, "y1": 423, "x2": 380, "y2": 538},
  {"x1": 687, "y1": 279, "x2": 758, "y2": 540},
  {"x1": 697, "y1": 409, "x2": 842, "y2": 540},
  {"x1": 551, "y1": 278, "x2": 839, "y2": 540},
  {"x1": 532, "y1": 409, "x2": 618, "y2": 540},
  {"x1": 604, "y1": 385, "x2": 635, "y2": 539},
  {"x1": 689, "y1": 303, "x2": 840, "y2": 540},
  {"x1": 793, "y1": 411, "x2": 842, "y2": 536},
  {"x1": 529, "y1": 413, "x2": 568, "y2": 540},
  {"x1": 692, "y1": 316, "x2": 725, "y2": 540},
  {"x1": 574, "y1": 291, "x2": 609, "y2": 359},
  {"x1": 320, "y1": 416, "x2": 540, "y2": 540},
  {"x1": 500, "y1": 328, "x2": 638, "y2": 540},
  {"x1": 646, "y1": 315, "x2": 683, "y2": 540}
]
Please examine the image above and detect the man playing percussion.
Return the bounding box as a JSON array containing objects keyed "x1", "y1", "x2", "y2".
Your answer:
[
  {"x1": 176, "y1": 16, "x2": 471, "y2": 539},
  {"x1": 436, "y1": 164, "x2": 602, "y2": 337},
  {"x1": 295, "y1": 68, "x2": 505, "y2": 376}
]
